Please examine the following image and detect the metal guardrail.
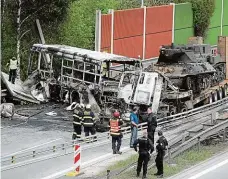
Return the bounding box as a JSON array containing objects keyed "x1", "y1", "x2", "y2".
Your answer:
[
  {"x1": 1, "y1": 96, "x2": 228, "y2": 169},
  {"x1": 170, "y1": 119, "x2": 228, "y2": 158},
  {"x1": 101, "y1": 110, "x2": 228, "y2": 178}
]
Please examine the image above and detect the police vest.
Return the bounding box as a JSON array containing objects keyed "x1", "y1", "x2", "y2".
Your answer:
[
  {"x1": 10, "y1": 59, "x2": 17, "y2": 70},
  {"x1": 82, "y1": 111, "x2": 94, "y2": 127},
  {"x1": 73, "y1": 109, "x2": 82, "y2": 125},
  {"x1": 110, "y1": 119, "x2": 121, "y2": 136}
]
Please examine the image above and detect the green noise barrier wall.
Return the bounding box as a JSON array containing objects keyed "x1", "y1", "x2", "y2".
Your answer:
[{"x1": 174, "y1": 3, "x2": 194, "y2": 45}]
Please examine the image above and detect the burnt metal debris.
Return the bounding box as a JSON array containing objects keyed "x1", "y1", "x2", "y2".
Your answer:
[{"x1": 1, "y1": 43, "x2": 227, "y2": 130}]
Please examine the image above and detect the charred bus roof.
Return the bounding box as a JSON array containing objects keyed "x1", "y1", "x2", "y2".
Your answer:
[{"x1": 31, "y1": 44, "x2": 141, "y2": 66}]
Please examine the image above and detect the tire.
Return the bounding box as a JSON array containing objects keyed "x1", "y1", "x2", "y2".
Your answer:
[
  {"x1": 217, "y1": 89, "x2": 223, "y2": 100},
  {"x1": 169, "y1": 107, "x2": 176, "y2": 116},
  {"x1": 180, "y1": 105, "x2": 188, "y2": 113},
  {"x1": 208, "y1": 94, "x2": 213, "y2": 104},
  {"x1": 212, "y1": 92, "x2": 218, "y2": 102}
]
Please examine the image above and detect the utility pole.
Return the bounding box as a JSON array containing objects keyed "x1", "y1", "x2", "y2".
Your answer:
[{"x1": 141, "y1": 0, "x2": 144, "y2": 7}]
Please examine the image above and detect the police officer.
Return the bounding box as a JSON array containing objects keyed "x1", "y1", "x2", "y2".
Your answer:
[
  {"x1": 109, "y1": 110, "x2": 123, "y2": 154},
  {"x1": 82, "y1": 104, "x2": 96, "y2": 140},
  {"x1": 154, "y1": 130, "x2": 168, "y2": 178},
  {"x1": 147, "y1": 107, "x2": 157, "y2": 144},
  {"x1": 133, "y1": 130, "x2": 154, "y2": 179},
  {"x1": 72, "y1": 104, "x2": 84, "y2": 140},
  {"x1": 6, "y1": 57, "x2": 18, "y2": 84}
]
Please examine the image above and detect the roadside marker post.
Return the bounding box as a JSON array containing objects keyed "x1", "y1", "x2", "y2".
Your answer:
[{"x1": 66, "y1": 144, "x2": 81, "y2": 177}]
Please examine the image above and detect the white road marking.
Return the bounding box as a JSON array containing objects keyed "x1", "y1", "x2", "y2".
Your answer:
[
  {"x1": 187, "y1": 158, "x2": 228, "y2": 179},
  {"x1": 2, "y1": 138, "x2": 63, "y2": 158},
  {"x1": 41, "y1": 146, "x2": 129, "y2": 179}
]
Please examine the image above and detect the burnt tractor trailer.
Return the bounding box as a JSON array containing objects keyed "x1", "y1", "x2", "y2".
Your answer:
[
  {"x1": 117, "y1": 44, "x2": 228, "y2": 119},
  {"x1": 8, "y1": 43, "x2": 226, "y2": 130}
]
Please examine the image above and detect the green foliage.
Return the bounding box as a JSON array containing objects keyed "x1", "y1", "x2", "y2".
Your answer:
[
  {"x1": 1, "y1": 0, "x2": 70, "y2": 79},
  {"x1": 174, "y1": 0, "x2": 215, "y2": 37},
  {"x1": 59, "y1": 0, "x2": 120, "y2": 50}
]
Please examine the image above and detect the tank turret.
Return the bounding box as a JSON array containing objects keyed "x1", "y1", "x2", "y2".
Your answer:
[{"x1": 153, "y1": 44, "x2": 225, "y2": 94}]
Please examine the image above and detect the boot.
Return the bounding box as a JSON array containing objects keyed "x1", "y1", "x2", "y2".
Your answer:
[
  {"x1": 113, "y1": 150, "x2": 116, "y2": 154},
  {"x1": 142, "y1": 175, "x2": 147, "y2": 179},
  {"x1": 116, "y1": 151, "x2": 122, "y2": 155},
  {"x1": 72, "y1": 134, "x2": 76, "y2": 140},
  {"x1": 136, "y1": 172, "x2": 140, "y2": 177},
  {"x1": 157, "y1": 174, "x2": 163, "y2": 178}
]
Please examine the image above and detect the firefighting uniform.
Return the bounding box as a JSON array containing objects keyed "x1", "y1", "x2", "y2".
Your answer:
[
  {"x1": 82, "y1": 110, "x2": 96, "y2": 137},
  {"x1": 109, "y1": 118, "x2": 123, "y2": 153},
  {"x1": 72, "y1": 108, "x2": 83, "y2": 139}
]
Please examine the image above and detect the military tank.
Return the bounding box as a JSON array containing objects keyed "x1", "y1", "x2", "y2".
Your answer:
[{"x1": 153, "y1": 44, "x2": 225, "y2": 94}]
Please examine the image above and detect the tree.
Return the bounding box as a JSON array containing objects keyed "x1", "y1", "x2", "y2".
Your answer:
[
  {"x1": 2, "y1": 0, "x2": 70, "y2": 79},
  {"x1": 173, "y1": 0, "x2": 215, "y2": 37},
  {"x1": 59, "y1": 0, "x2": 119, "y2": 50}
]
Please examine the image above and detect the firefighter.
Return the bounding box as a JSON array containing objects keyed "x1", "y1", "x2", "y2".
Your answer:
[
  {"x1": 109, "y1": 110, "x2": 123, "y2": 154},
  {"x1": 72, "y1": 104, "x2": 84, "y2": 140},
  {"x1": 82, "y1": 104, "x2": 96, "y2": 140},
  {"x1": 133, "y1": 130, "x2": 154, "y2": 179},
  {"x1": 6, "y1": 57, "x2": 18, "y2": 84},
  {"x1": 154, "y1": 130, "x2": 168, "y2": 178}
]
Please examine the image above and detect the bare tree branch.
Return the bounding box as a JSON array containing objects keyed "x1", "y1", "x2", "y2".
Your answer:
[
  {"x1": 19, "y1": 4, "x2": 47, "y2": 27},
  {"x1": 19, "y1": 29, "x2": 31, "y2": 40}
]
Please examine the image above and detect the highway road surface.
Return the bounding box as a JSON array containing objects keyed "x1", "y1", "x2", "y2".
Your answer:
[
  {"x1": 1, "y1": 105, "x2": 227, "y2": 179},
  {"x1": 168, "y1": 150, "x2": 228, "y2": 179}
]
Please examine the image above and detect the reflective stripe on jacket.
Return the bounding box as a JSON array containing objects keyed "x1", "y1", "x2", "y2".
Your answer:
[
  {"x1": 10, "y1": 59, "x2": 17, "y2": 70},
  {"x1": 82, "y1": 111, "x2": 95, "y2": 127},
  {"x1": 110, "y1": 119, "x2": 121, "y2": 136},
  {"x1": 73, "y1": 109, "x2": 83, "y2": 126}
]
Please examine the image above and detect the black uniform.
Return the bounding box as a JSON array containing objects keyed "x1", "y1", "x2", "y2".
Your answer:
[
  {"x1": 82, "y1": 110, "x2": 96, "y2": 137},
  {"x1": 155, "y1": 136, "x2": 168, "y2": 176},
  {"x1": 109, "y1": 118, "x2": 123, "y2": 154},
  {"x1": 133, "y1": 136, "x2": 154, "y2": 178},
  {"x1": 147, "y1": 113, "x2": 157, "y2": 144},
  {"x1": 72, "y1": 108, "x2": 83, "y2": 140}
]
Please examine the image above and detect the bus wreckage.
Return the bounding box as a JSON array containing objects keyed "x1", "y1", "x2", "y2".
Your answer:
[{"x1": 2, "y1": 43, "x2": 227, "y2": 130}]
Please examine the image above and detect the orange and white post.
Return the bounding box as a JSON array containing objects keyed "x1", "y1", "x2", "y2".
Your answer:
[{"x1": 66, "y1": 144, "x2": 81, "y2": 177}]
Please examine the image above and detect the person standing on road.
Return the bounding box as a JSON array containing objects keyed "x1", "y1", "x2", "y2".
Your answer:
[
  {"x1": 6, "y1": 57, "x2": 18, "y2": 84},
  {"x1": 72, "y1": 104, "x2": 84, "y2": 140},
  {"x1": 130, "y1": 107, "x2": 139, "y2": 148},
  {"x1": 109, "y1": 110, "x2": 123, "y2": 154},
  {"x1": 147, "y1": 107, "x2": 157, "y2": 144},
  {"x1": 82, "y1": 104, "x2": 96, "y2": 141},
  {"x1": 154, "y1": 130, "x2": 168, "y2": 178},
  {"x1": 133, "y1": 130, "x2": 154, "y2": 179}
]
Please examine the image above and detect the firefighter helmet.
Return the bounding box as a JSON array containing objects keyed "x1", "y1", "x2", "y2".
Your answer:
[
  {"x1": 85, "y1": 104, "x2": 91, "y2": 109},
  {"x1": 113, "y1": 111, "x2": 120, "y2": 118}
]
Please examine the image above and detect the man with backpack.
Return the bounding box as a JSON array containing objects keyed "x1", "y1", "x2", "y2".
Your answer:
[{"x1": 154, "y1": 130, "x2": 168, "y2": 178}]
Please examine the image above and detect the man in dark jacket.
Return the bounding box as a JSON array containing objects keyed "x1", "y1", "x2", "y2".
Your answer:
[
  {"x1": 133, "y1": 130, "x2": 154, "y2": 179},
  {"x1": 147, "y1": 107, "x2": 157, "y2": 144},
  {"x1": 154, "y1": 130, "x2": 168, "y2": 178}
]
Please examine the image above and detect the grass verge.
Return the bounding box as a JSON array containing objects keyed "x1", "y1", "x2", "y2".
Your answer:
[{"x1": 104, "y1": 141, "x2": 228, "y2": 179}]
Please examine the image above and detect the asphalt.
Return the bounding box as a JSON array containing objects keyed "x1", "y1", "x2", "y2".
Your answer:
[
  {"x1": 1, "y1": 104, "x2": 228, "y2": 179},
  {"x1": 168, "y1": 150, "x2": 228, "y2": 179}
]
